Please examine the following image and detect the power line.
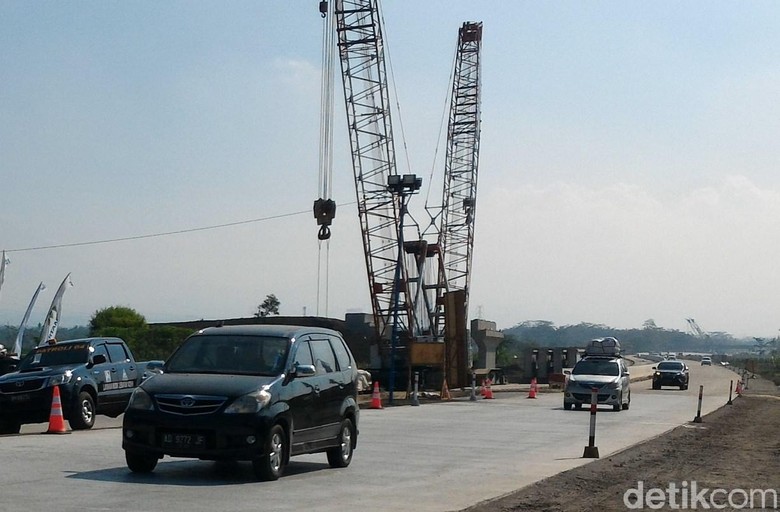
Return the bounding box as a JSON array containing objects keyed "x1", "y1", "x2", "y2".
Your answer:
[{"x1": 5, "y1": 207, "x2": 324, "y2": 254}]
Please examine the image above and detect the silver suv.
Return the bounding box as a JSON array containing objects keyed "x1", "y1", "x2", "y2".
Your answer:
[{"x1": 564, "y1": 356, "x2": 631, "y2": 411}]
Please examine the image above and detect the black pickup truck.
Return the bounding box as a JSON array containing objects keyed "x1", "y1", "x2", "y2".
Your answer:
[{"x1": 0, "y1": 337, "x2": 153, "y2": 434}]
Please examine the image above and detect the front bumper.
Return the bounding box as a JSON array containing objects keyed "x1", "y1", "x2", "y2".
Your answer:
[
  {"x1": 0, "y1": 384, "x2": 75, "y2": 425},
  {"x1": 653, "y1": 374, "x2": 687, "y2": 386},
  {"x1": 564, "y1": 384, "x2": 622, "y2": 406},
  {"x1": 123, "y1": 409, "x2": 275, "y2": 461}
]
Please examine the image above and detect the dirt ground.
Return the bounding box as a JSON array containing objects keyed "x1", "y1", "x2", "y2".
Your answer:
[{"x1": 463, "y1": 377, "x2": 780, "y2": 512}]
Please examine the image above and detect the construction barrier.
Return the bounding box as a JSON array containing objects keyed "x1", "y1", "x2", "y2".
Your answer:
[
  {"x1": 46, "y1": 385, "x2": 68, "y2": 435},
  {"x1": 582, "y1": 387, "x2": 599, "y2": 458},
  {"x1": 693, "y1": 385, "x2": 703, "y2": 423},
  {"x1": 370, "y1": 381, "x2": 383, "y2": 409},
  {"x1": 411, "y1": 372, "x2": 420, "y2": 407}
]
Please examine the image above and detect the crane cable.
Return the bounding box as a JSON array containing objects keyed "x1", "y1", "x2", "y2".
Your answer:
[{"x1": 315, "y1": 1, "x2": 337, "y2": 316}]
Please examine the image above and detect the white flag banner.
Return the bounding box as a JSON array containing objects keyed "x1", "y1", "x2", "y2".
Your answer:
[
  {"x1": 13, "y1": 281, "x2": 46, "y2": 356},
  {"x1": 0, "y1": 250, "x2": 9, "y2": 302},
  {"x1": 38, "y1": 273, "x2": 74, "y2": 346}
]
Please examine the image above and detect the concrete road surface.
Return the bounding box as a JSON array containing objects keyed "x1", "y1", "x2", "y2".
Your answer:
[{"x1": 1, "y1": 362, "x2": 739, "y2": 512}]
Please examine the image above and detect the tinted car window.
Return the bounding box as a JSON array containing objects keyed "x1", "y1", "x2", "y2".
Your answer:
[
  {"x1": 293, "y1": 341, "x2": 313, "y2": 367},
  {"x1": 310, "y1": 339, "x2": 337, "y2": 374},
  {"x1": 330, "y1": 336, "x2": 352, "y2": 371},
  {"x1": 166, "y1": 335, "x2": 289, "y2": 376},
  {"x1": 572, "y1": 359, "x2": 620, "y2": 376},
  {"x1": 107, "y1": 343, "x2": 129, "y2": 363},
  {"x1": 19, "y1": 343, "x2": 91, "y2": 370},
  {"x1": 92, "y1": 344, "x2": 109, "y2": 361},
  {"x1": 658, "y1": 362, "x2": 685, "y2": 371}
]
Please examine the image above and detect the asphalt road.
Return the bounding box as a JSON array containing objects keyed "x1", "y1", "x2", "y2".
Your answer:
[{"x1": 1, "y1": 362, "x2": 740, "y2": 512}]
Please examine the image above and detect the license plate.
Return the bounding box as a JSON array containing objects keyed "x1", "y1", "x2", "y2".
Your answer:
[
  {"x1": 10, "y1": 394, "x2": 30, "y2": 402},
  {"x1": 162, "y1": 432, "x2": 206, "y2": 449}
]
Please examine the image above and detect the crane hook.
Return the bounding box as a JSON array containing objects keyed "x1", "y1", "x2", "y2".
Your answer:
[
  {"x1": 319, "y1": 1, "x2": 327, "y2": 18},
  {"x1": 318, "y1": 225, "x2": 331, "y2": 240}
]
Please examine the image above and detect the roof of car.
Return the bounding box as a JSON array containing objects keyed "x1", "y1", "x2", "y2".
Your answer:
[{"x1": 194, "y1": 324, "x2": 341, "y2": 339}]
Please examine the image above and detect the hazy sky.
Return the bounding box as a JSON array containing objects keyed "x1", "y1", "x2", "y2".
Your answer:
[{"x1": 2, "y1": 1, "x2": 780, "y2": 339}]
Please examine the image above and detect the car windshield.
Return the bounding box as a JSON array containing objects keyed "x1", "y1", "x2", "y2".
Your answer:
[
  {"x1": 166, "y1": 335, "x2": 290, "y2": 376},
  {"x1": 572, "y1": 359, "x2": 619, "y2": 376},
  {"x1": 18, "y1": 342, "x2": 91, "y2": 370},
  {"x1": 658, "y1": 362, "x2": 684, "y2": 371}
]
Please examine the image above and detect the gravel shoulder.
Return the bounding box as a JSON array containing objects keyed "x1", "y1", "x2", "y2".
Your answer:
[{"x1": 462, "y1": 376, "x2": 780, "y2": 512}]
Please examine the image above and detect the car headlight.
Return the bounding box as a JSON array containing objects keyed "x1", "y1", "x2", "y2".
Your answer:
[
  {"x1": 127, "y1": 388, "x2": 154, "y2": 411},
  {"x1": 605, "y1": 380, "x2": 620, "y2": 389},
  {"x1": 224, "y1": 388, "x2": 272, "y2": 414},
  {"x1": 654, "y1": 371, "x2": 661, "y2": 377},
  {"x1": 50, "y1": 371, "x2": 73, "y2": 386}
]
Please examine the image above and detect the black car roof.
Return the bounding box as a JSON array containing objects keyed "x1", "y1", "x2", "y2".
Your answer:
[{"x1": 193, "y1": 324, "x2": 341, "y2": 340}]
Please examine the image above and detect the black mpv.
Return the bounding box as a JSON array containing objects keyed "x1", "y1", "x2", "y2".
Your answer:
[{"x1": 122, "y1": 324, "x2": 360, "y2": 480}]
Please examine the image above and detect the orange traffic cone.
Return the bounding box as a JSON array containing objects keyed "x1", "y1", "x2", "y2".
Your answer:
[
  {"x1": 527, "y1": 377, "x2": 538, "y2": 399},
  {"x1": 46, "y1": 385, "x2": 69, "y2": 434},
  {"x1": 483, "y1": 378, "x2": 494, "y2": 399},
  {"x1": 441, "y1": 379, "x2": 452, "y2": 401},
  {"x1": 370, "y1": 381, "x2": 383, "y2": 409}
]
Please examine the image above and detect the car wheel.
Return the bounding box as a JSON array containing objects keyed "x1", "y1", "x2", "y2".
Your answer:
[
  {"x1": 622, "y1": 392, "x2": 630, "y2": 410},
  {"x1": 563, "y1": 402, "x2": 572, "y2": 410},
  {"x1": 574, "y1": 403, "x2": 582, "y2": 410},
  {"x1": 652, "y1": 383, "x2": 661, "y2": 390},
  {"x1": 69, "y1": 391, "x2": 95, "y2": 430},
  {"x1": 125, "y1": 450, "x2": 158, "y2": 473},
  {"x1": 0, "y1": 421, "x2": 21, "y2": 435},
  {"x1": 253, "y1": 424, "x2": 286, "y2": 481},
  {"x1": 327, "y1": 418, "x2": 355, "y2": 468}
]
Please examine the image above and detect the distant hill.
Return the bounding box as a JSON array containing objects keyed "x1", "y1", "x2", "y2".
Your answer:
[{"x1": 500, "y1": 320, "x2": 751, "y2": 355}]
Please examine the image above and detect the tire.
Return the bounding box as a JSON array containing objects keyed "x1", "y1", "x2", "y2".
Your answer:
[
  {"x1": 0, "y1": 421, "x2": 21, "y2": 435},
  {"x1": 613, "y1": 393, "x2": 622, "y2": 412},
  {"x1": 253, "y1": 424, "x2": 286, "y2": 481},
  {"x1": 125, "y1": 450, "x2": 158, "y2": 473},
  {"x1": 563, "y1": 402, "x2": 573, "y2": 410},
  {"x1": 69, "y1": 391, "x2": 95, "y2": 430},
  {"x1": 622, "y1": 392, "x2": 630, "y2": 410},
  {"x1": 574, "y1": 403, "x2": 582, "y2": 410},
  {"x1": 327, "y1": 418, "x2": 355, "y2": 468},
  {"x1": 652, "y1": 383, "x2": 661, "y2": 390}
]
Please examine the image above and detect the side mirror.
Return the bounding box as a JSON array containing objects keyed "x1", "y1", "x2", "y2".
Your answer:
[
  {"x1": 651, "y1": 366, "x2": 656, "y2": 370},
  {"x1": 292, "y1": 364, "x2": 316, "y2": 378},
  {"x1": 87, "y1": 354, "x2": 107, "y2": 369},
  {"x1": 563, "y1": 370, "x2": 571, "y2": 375}
]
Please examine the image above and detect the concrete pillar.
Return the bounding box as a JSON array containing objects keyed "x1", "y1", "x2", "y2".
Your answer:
[
  {"x1": 523, "y1": 349, "x2": 537, "y2": 381},
  {"x1": 552, "y1": 348, "x2": 564, "y2": 374},
  {"x1": 470, "y1": 319, "x2": 504, "y2": 370}
]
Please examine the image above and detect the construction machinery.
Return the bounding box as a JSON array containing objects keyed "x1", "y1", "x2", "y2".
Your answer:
[{"x1": 319, "y1": 0, "x2": 483, "y2": 392}]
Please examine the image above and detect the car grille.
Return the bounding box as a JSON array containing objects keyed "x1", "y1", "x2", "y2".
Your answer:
[
  {"x1": 573, "y1": 392, "x2": 610, "y2": 403},
  {"x1": 155, "y1": 394, "x2": 227, "y2": 415},
  {"x1": 0, "y1": 378, "x2": 46, "y2": 394}
]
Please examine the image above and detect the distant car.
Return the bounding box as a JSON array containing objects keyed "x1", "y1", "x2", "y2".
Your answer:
[
  {"x1": 652, "y1": 361, "x2": 689, "y2": 390},
  {"x1": 701, "y1": 357, "x2": 712, "y2": 366}
]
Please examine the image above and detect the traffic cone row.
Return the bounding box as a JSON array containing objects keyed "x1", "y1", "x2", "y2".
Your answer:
[
  {"x1": 370, "y1": 381, "x2": 383, "y2": 409},
  {"x1": 527, "y1": 377, "x2": 538, "y2": 399},
  {"x1": 46, "y1": 385, "x2": 68, "y2": 434}
]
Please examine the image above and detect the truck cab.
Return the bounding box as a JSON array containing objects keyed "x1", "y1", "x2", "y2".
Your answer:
[{"x1": 0, "y1": 337, "x2": 142, "y2": 434}]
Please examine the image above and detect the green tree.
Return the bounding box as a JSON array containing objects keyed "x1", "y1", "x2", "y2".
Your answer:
[
  {"x1": 90, "y1": 306, "x2": 147, "y2": 334},
  {"x1": 255, "y1": 294, "x2": 280, "y2": 317}
]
